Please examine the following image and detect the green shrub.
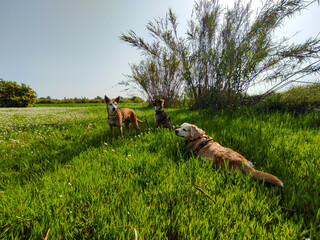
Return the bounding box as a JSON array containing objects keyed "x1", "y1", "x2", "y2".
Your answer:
[
  {"x1": 253, "y1": 83, "x2": 320, "y2": 113},
  {"x1": 88, "y1": 98, "x2": 104, "y2": 103},
  {"x1": 119, "y1": 96, "x2": 145, "y2": 103},
  {"x1": 0, "y1": 79, "x2": 37, "y2": 107},
  {"x1": 280, "y1": 84, "x2": 320, "y2": 112},
  {"x1": 36, "y1": 97, "x2": 57, "y2": 104},
  {"x1": 253, "y1": 92, "x2": 283, "y2": 112},
  {"x1": 129, "y1": 96, "x2": 144, "y2": 103}
]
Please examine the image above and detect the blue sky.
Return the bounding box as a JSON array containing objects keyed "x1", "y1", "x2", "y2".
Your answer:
[{"x1": 0, "y1": 0, "x2": 319, "y2": 99}]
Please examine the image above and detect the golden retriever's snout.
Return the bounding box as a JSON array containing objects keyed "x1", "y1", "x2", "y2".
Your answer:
[{"x1": 175, "y1": 129, "x2": 179, "y2": 135}]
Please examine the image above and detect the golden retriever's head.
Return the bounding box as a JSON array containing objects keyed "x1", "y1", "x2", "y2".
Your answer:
[
  {"x1": 105, "y1": 95, "x2": 120, "y2": 114},
  {"x1": 175, "y1": 123, "x2": 205, "y2": 140},
  {"x1": 152, "y1": 99, "x2": 164, "y2": 110}
]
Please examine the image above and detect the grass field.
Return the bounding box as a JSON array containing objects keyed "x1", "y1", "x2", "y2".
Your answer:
[{"x1": 0, "y1": 103, "x2": 319, "y2": 239}]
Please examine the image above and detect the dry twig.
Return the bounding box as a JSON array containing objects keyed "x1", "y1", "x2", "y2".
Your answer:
[
  {"x1": 189, "y1": 181, "x2": 230, "y2": 215},
  {"x1": 118, "y1": 225, "x2": 139, "y2": 240},
  {"x1": 44, "y1": 228, "x2": 50, "y2": 240}
]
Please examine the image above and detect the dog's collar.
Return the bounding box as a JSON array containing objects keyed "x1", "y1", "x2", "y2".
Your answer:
[
  {"x1": 155, "y1": 107, "x2": 164, "y2": 115},
  {"x1": 188, "y1": 135, "x2": 215, "y2": 155},
  {"x1": 108, "y1": 109, "x2": 124, "y2": 119},
  {"x1": 186, "y1": 136, "x2": 202, "y2": 144},
  {"x1": 109, "y1": 112, "x2": 116, "y2": 117},
  {"x1": 119, "y1": 109, "x2": 124, "y2": 119}
]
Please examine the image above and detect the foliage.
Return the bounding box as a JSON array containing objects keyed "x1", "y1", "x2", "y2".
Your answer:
[
  {"x1": 37, "y1": 97, "x2": 104, "y2": 104},
  {"x1": 0, "y1": 104, "x2": 320, "y2": 239},
  {"x1": 119, "y1": 53, "x2": 183, "y2": 107},
  {"x1": 36, "y1": 96, "x2": 144, "y2": 104},
  {"x1": 0, "y1": 79, "x2": 37, "y2": 107},
  {"x1": 119, "y1": 96, "x2": 145, "y2": 103},
  {"x1": 121, "y1": 0, "x2": 320, "y2": 109},
  {"x1": 252, "y1": 83, "x2": 320, "y2": 113}
]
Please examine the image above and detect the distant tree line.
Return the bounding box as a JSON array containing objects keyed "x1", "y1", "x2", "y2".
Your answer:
[
  {"x1": 36, "y1": 96, "x2": 144, "y2": 104},
  {"x1": 0, "y1": 78, "x2": 144, "y2": 108},
  {"x1": 120, "y1": 0, "x2": 320, "y2": 108},
  {"x1": 36, "y1": 96, "x2": 104, "y2": 104}
]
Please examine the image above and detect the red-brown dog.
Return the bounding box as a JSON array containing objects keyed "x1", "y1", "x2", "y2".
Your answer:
[
  {"x1": 105, "y1": 96, "x2": 145, "y2": 137},
  {"x1": 175, "y1": 123, "x2": 283, "y2": 186}
]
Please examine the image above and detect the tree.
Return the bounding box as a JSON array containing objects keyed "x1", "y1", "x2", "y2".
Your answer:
[
  {"x1": 120, "y1": 53, "x2": 183, "y2": 106},
  {"x1": 121, "y1": 0, "x2": 320, "y2": 109},
  {"x1": 120, "y1": 9, "x2": 185, "y2": 107},
  {"x1": 0, "y1": 79, "x2": 37, "y2": 107}
]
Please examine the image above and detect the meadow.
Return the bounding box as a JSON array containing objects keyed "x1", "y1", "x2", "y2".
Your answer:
[{"x1": 0, "y1": 103, "x2": 319, "y2": 239}]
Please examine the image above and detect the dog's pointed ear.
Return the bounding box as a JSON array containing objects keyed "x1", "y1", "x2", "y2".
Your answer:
[
  {"x1": 115, "y1": 96, "x2": 120, "y2": 103},
  {"x1": 190, "y1": 125, "x2": 205, "y2": 139},
  {"x1": 105, "y1": 95, "x2": 110, "y2": 103}
]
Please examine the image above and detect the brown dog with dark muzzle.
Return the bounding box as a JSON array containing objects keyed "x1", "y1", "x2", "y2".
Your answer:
[
  {"x1": 105, "y1": 96, "x2": 145, "y2": 137},
  {"x1": 175, "y1": 123, "x2": 283, "y2": 187},
  {"x1": 152, "y1": 99, "x2": 173, "y2": 130}
]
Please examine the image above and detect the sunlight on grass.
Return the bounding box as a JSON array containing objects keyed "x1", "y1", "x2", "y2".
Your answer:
[{"x1": 0, "y1": 104, "x2": 319, "y2": 239}]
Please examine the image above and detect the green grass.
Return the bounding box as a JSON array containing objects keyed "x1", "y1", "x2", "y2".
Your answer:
[{"x1": 0, "y1": 104, "x2": 319, "y2": 239}]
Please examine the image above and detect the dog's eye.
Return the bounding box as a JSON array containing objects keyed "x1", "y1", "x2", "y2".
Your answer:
[{"x1": 182, "y1": 129, "x2": 187, "y2": 131}]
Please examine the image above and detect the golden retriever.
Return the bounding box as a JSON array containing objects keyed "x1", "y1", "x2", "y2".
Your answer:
[{"x1": 175, "y1": 123, "x2": 283, "y2": 186}]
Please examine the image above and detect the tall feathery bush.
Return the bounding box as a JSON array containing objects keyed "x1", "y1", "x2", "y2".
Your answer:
[{"x1": 121, "y1": 0, "x2": 320, "y2": 109}]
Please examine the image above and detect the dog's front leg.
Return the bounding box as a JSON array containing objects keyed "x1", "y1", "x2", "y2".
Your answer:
[
  {"x1": 109, "y1": 125, "x2": 114, "y2": 137},
  {"x1": 119, "y1": 126, "x2": 123, "y2": 137}
]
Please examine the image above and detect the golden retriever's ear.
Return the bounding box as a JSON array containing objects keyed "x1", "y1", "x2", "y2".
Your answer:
[
  {"x1": 115, "y1": 96, "x2": 120, "y2": 103},
  {"x1": 105, "y1": 95, "x2": 110, "y2": 103},
  {"x1": 190, "y1": 125, "x2": 205, "y2": 139}
]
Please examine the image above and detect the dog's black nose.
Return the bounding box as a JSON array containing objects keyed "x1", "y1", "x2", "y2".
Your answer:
[
  {"x1": 175, "y1": 129, "x2": 179, "y2": 134},
  {"x1": 112, "y1": 108, "x2": 116, "y2": 111}
]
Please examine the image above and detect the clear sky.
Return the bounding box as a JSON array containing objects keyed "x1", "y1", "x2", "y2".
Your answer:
[{"x1": 0, "y1": 0, "x2": 319, "y2": 99}]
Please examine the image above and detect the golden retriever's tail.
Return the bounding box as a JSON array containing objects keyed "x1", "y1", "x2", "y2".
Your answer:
[{"x1": 248, "y1": 167, "x2": 283, "y2": 187}]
